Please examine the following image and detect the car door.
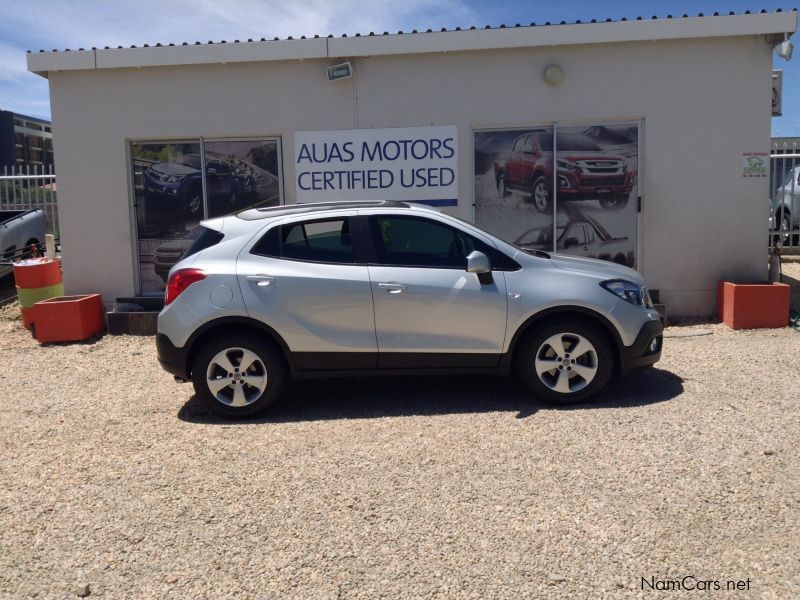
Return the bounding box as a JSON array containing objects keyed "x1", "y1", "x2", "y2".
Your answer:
[
  {"x1": 364, "y1": 213, "x2": 509, "y2": 368},
  {"x1": 237, "y1": 214, "x2": 377, "y2": 370},
  {"x1": 507, "y1": 135, "x2": 527, "y2": 188},
  {"x1": 562, "y1": 224, "x2": 590, "y2": 256}
]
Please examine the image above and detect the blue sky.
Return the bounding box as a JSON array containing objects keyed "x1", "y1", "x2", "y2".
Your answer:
[{"x1": 1, "y1": 0, "x2": 798, "y2": 136}]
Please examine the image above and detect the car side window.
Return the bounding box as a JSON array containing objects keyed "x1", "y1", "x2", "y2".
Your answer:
[
  {"x1": 523, "y1": 136, "x2": 536, "y2": 154},
  {"x1": 251, "y1": 218, "x2": 354, "y2": 264},
  {"x1": 574, "y1": 225, "x2": 588, "y2": 245},
  {"x1": 368, "y1": 215, "x2": 519, "y2": 270},
  {"x1": 512, "y1": 137, "x2": 525, "y2": 153}
]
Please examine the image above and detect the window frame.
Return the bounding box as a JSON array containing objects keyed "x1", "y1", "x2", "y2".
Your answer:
[
  {"x1": 364, "y1": 214, "x2": 520, "y2": 271},
  {"x1": 250, "y1": 215, "x2": 367, "y2": 266}
]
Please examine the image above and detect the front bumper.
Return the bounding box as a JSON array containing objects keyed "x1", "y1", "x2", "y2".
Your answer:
[
  {"x1": 156, "y1": 333, "x2": 189, "y2": 379},
  {"x1": 618, "y1": 319, "x2": 663, "y2": 374}
]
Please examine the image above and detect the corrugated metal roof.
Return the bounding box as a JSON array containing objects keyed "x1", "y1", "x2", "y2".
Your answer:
[
  {"x1": 26, "y1": 8, "x2": 796, "y2": 53},
  {"x1": 26, "y1": 10, "x2": 798, "y2": 76}
]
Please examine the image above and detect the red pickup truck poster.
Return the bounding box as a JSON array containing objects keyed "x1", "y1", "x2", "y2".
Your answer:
[{"x1": 474, "y1": 123, "x2": 639, "y2": 268}]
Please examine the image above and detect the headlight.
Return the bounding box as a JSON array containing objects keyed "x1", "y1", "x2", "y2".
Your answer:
[
  {"x1": 601, "y1": 279, "x2": 653, "y2": 308},
  {"x1": 556, "y1": 158, "x2": 578, "y2": 172}
]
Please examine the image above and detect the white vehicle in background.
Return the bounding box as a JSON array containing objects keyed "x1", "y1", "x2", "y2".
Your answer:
[
  {"x1": 515, "y1": 212, "x2": 634, "y2": 267},
  {"x1": 770, "y1": 166, "x2": 800, "y2": 245},
  {"x1": 0, "y1": 209, "x2": 48, "y2": 277}
]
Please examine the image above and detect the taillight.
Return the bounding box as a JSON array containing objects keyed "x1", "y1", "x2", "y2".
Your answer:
[{"x1": 165, "y1": 268, "x2": 207, "y2": 305}]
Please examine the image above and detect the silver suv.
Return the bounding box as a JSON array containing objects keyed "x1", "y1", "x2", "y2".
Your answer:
[{"x1": 156, "y1": 201, "x2": 663, "y2": 418}]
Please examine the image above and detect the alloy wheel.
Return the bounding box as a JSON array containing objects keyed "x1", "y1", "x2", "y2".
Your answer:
[
  {"x1": 534, "y1": 332, "x2": 598, "y2": 394},
  {"x1": 533, "y1": 181, "x2": 549, "y2": 211},
  {"x1": 205, "y1": 347, "x2": 268, "y2": 407}
]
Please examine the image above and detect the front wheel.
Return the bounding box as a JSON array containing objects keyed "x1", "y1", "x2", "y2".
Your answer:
[
  {"x1": 184, "y1": 188, "x2": 203, "y2": 216},
  {"x1": 192, "y1": 333, "x2": 289, "y2": 419},
  {"x1": 515, "y1": 319, "x2": 613, "y2": 406}
]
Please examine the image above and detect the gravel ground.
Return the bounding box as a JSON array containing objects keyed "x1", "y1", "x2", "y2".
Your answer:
[{"x1": 1, "y1": 265, "x2": 799, "y2": 598}]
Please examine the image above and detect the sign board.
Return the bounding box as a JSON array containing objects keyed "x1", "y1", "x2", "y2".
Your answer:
[
  {"x1": 772, "y1": 70, "x2": 782, "y2": 117},
  {"x1": 294, "y1": 126, "x2": 458, "y2": 206},
  {"x1": 742, "y1": 152, "x2": 768, "y2": 178}
]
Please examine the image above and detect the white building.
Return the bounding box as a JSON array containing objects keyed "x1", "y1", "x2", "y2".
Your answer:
[{"x1": 28, "y1": 10, "x2": 797, "y2": 316}]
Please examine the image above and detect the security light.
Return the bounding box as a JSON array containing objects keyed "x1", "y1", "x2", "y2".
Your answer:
[
  {"x1": 775, "y1": 34, "x2": 793, "y2": 60},
  {"x1": 326, "y1": 62, "x2": 353, "y2": 81}
]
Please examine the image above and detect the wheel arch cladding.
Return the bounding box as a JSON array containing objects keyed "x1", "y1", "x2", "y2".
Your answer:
[
  {"x1": 185, "y1": 317, "x2": 293, "y2": 377},
  {"x1": 509, "y1": 307, "x2": 622, "y2": 375}
]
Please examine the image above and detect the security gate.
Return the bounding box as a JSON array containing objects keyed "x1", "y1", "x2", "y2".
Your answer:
[{"x1": 770, "y1": 145, "x2": 800, "y2": 249}]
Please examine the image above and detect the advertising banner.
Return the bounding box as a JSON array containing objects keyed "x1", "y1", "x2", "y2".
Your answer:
[
  {"x1": 294, "y1": 126, "x2": 458, "y2": 206},
  {"x1": 474, "y1": 123, "x2": 639, "y2": 268}
]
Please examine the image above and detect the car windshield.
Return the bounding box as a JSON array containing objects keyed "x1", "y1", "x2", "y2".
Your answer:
[
  {"x1": 176, "y1": 155, "x2": 203, "y2": 170},
  {"x1": 516, "y1": 225, "x2": 566, "y2": 246},
  {"x1": 539, "y1": 133, "x2": 602, "y2": 152}
]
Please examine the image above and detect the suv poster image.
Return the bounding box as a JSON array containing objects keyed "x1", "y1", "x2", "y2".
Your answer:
[{"x1": 474, "y1": 123, "x2": 639, "y2": 268}]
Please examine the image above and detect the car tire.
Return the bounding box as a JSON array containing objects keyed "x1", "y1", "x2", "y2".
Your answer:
[
  {"x1": 515, "y1": 318, "x2": 613, "y2": 406},
  {"x1": 191, "y1": 333, "x2": 289, "y2": 419},
  {"x1": 497, "y1": 173, "x2": 510, "y2": 199},
  {"x1": 599, "y1": 194, "x2": 629, "y2": 210},
  {"x1": 185, "y1": 188, "x2": 203, "y2": 216},
  {"x1": 775, "y1": 210, "x2": 798, "y2": 246},
  {"x1": 531, "y1": 176, "x2": 552, "y2": 213}
]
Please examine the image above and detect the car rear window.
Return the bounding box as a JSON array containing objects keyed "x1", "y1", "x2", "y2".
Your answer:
[
  {"x1": 251, "y1": 218, "x2": 355, "y2": 264},
  {"x1": 182, "y1": 226, "x2": 224, "y2": 260}
]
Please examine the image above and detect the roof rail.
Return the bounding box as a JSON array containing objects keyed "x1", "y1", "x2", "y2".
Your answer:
[{"x1": 237, "y1": 200, "x2": 410, "y2": 220}]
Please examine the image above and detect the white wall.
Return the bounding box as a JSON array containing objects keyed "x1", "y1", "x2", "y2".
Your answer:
[{"x1": 48, "y1": 34, "x2": 772, "y2": 315}]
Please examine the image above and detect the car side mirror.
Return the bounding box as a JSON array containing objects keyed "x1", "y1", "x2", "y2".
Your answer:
[
  {"x1": 564, "y1": 237, "x2": 579, "y2": 248},
  {"x1": 466, "y1": 250, "x2": 493, "y2": 284}
]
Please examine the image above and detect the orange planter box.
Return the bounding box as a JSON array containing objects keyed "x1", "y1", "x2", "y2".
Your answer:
[
  {"x1": 716, "y1": 281, "x2": 790, "y2": 330},
  {"x1": 32, "y1": 294, "x2": 105, "y2": 343}
]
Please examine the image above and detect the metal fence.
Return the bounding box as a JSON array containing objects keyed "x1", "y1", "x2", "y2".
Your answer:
[
  {"x1": 770, "y1": 145, "x2": 800, "y2": 249},
  {"x1": 0, "y1": 165, "x2": 58, "y2": 236}
]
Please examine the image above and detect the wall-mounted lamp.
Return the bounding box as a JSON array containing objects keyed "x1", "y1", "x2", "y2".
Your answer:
[
  {"x1": 543, "y1": 64, "x2": 564, "y2": 85},
  {"x1": 326, "y1": 61, "x2": 353, "y2": 81},
  {"x1": 775, "y1": 34, "x2": 793, "y2": 60}
]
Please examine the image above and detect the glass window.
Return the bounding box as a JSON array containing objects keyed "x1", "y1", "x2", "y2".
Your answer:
[
  {"x1": 369, "y1": 215, "x2": 518, "y2": 270},
  {"x1": 253, "y1": 218, "x2": 354, "y2": 264},
  {"x1": 512, "y1": 137, "x2": 525, "y2": 152},
  {"x1": 204, "y1": 140, "x2": 281, "y2": 218}
]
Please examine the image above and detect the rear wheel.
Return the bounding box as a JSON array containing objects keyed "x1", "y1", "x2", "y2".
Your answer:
[
  {"x1": 775, "y1": 210, "x2": 798, "y2": 246},
  {"x1": 531, "y1": 176, "x2": 552, "y2": 213},
  {"x1": 192, "y1": 333, "x2": 289, "y2": 418},
  {"x1": 496, "y1": 173, "x2": 510, "y2": 199},
  {"x1": 515, "y1": 319, "x2": 613, "y2": 406}
]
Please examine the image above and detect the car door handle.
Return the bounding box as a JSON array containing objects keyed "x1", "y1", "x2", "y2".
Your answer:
[
  {"x1": 378, "y1": 282, "x2": 407, "y2": 294},
  {"x1": 247, "y1": 274, "x2": 275, "y2": 287}
]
